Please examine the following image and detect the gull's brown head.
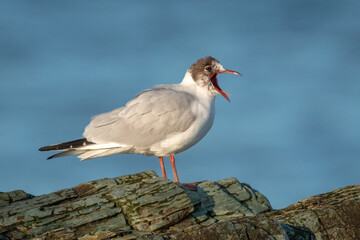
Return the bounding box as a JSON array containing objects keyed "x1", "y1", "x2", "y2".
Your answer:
[{"x1": 188, "y1": 56, "x2": 241, "y2": 102}]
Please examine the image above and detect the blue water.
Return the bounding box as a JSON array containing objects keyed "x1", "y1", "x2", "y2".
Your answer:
[{"x1": 1, "y1": 1, "x2": 359, "y2": 209}]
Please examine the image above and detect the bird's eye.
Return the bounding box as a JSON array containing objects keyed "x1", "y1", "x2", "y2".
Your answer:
[{"x1": 205, "y1": 65, "x2": 212, "y2": 72}]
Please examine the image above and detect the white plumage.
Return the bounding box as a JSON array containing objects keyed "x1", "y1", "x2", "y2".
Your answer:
[{"x1": 40, "y1": 57, "x2": 241, "y2": 183}]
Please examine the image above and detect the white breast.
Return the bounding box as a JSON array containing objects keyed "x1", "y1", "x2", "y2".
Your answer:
[{"x1": 149, "y1": 77, "x2": 216, "y2": 156}]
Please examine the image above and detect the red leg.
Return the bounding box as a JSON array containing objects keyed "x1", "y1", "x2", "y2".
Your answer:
[
  {"x1": 158, "y1": 157, "x2": 167, "y2": 178},
  {"x1": 170, "y1": 154, "x2": 179, "y2": 183}
]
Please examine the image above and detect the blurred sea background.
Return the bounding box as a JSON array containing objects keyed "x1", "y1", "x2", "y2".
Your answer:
[{"x1": 1, "y1": 1, "x2": 359, "y2": 209}]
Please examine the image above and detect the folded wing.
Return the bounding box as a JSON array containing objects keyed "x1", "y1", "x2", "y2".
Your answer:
[{"x1": 83, "y1": 85, "x2": 197, "y2": 148}]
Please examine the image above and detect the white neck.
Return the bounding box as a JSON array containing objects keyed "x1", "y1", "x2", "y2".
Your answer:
[
  {"x1": 180, "y1": 71, "x2": 217, "y2": 99},
  {"x1": 180, "y1": 71, "x2": 196, "y2": 86}
]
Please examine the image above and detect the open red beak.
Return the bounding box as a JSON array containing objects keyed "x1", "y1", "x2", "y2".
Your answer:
[{"x1": 210, "y1": 70, "x2": 242, "y2": 102}]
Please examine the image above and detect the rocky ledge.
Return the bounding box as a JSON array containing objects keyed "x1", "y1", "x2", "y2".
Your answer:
[{"x1": 0, "y1": 171, "x2": 359, "y2": 240}]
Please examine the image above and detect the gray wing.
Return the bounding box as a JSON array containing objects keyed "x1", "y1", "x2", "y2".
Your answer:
[{"x1": 83, "y1": 85, "x2": 197, "y2": 147}]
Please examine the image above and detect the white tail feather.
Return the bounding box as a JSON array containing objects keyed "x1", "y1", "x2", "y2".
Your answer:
[
  {"x1": 78, "y1": 145, "x2": 134, "y2": 161},
  {"x1": 47, "y1": 142, "x2": 135, "y2": 161},
  {"x1": 77, "y1": 143, "x2": 125, "y2": 150},
  {"x1": 78, "y1": 149, "x2": 109, "y2": 160},
  {"x1": 48, "y1": 150, "x2": 86, "y2": 159}
]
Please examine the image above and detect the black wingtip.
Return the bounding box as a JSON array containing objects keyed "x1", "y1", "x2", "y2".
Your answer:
[
  {"x1": 39, "y1": 138, "x2": 94, "y2": 152},
  {"x1": 39, "y1": 146, "x2": 47, "y2": 151}
]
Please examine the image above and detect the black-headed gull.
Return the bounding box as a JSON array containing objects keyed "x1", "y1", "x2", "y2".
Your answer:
[{"x1": 39, "y1": 57, "x2": 241, "y2": 183}]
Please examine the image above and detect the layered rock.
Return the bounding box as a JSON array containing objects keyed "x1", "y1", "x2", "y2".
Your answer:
[{"x1": 0, "y1": 171, "x2": 359, "y2": 240}]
